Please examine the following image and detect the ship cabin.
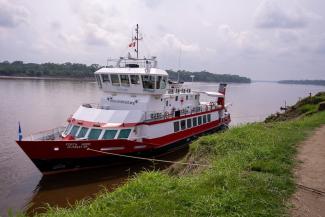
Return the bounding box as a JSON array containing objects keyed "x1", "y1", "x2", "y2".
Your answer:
[
  {"x1": 94, "y1": 57, "x2": 168, "y2": 95},
  {"x1": 60, "y1": 57, "x2": 226, "y2": 142}
]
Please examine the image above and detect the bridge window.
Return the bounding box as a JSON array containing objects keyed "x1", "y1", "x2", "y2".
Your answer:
[
  {"x1": 120, "y1": 74, "x2": 130, "y2": 86},
  {"x1": 102, "y1": 74, "x2": 110, "y2": 83},
  {"x1": 95, "y1": 75, "x2": 102, "y2": 88},
  {"x1": 174, "y1": 121, "x2": 180, "y2": 132},
  {"x1": 161, "y1": 77, "x2": 167, "y2": 89},
  {"x1": 181, "y1": 120, "x2": 186, "y2": 130},
  {"x1": 102, "y1": 130, "x2": 117, "y2": 139},
  {"x1": 64, "y1": 124, "x2": 73, "y2": 135},
  {"x1": 77, "y1": 127, "x2": 89, "y2": 138},
  {"x1": 187, "y1": 119, "x2": 192, "y2": 128},
  {"x1": 111, "y1": 74, "x2": 120, "y2": 86},
  {"x1": 118, "y1": 129, "x2": 131, "y2": 139},
  {"x1": 156, "y1": 76, "x2": 162, "y2": 89},
  {"x1": 88, "y1": 129, "x2": 102, "y2": 140},
  {"x1": 130, "y1": 75, "x2": 140, "y2": 84},
  {"x1": 141, "y1": 75, "x2": 155, "y2": 89},
  {"x1": 70, "y1": 125, "x2": 80, "y2": 137}
]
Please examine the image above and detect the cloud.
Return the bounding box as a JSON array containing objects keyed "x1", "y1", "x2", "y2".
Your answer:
[
  {"x1": 216, "y1": 25, "x2": 268, "y2": 55},
  {"x1": 254, "y1": 0, "x2": 319, "y2": 29},
  {"x1": 0, "y1": 0, "x2": 29, "y2": 28},
  {"x1": 161, "y1": 33, "x2": 199, "y2": 52}
]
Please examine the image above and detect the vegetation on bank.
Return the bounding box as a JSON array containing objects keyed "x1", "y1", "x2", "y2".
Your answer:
[
  {"x1": 18, "y1": 94, "x2": 325, "y2": 217},
  {"x1": 0, "y1": 61, "x2": 251, "y2": 83},
  {"x1": 278, "y1": 80, "x2": 325, "y2": 86},
  {"x1": 265, "y1": 92, "x2": 325, "y2": 122}
]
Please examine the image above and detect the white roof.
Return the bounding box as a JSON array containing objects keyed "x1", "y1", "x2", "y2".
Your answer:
[
  {"x1": 95, "y1": 67, "x2": 168, "y2": 76},
  {"x1": 72, "y1": 106, "x2": 144, "y2": 125}
]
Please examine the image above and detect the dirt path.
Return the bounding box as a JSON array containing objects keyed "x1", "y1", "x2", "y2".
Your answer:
[{"x1": 291, "y1": 125, "x2": 325, "y2": 217}]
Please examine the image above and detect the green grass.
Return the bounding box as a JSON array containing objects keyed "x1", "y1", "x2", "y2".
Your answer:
[{"x1": 19, "y1": 112, "x2": 325, "y2": 217}]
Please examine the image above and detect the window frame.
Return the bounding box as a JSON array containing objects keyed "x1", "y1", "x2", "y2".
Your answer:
[
  {"x1": 180, "y1": 120, "x2": 186, "y2": 130},
  {"x1": 174, "y1": 121, "x2": 180, "y2": 132},
  {"x1": 193, "y1": 117, "x2": 197, "y2": 127},
  {"x1": 160, "y1": 77, "x2": 167, "y2": 89},
  {"x1": 207, "y1": 114, "x2": 211, "y2": 122},
  {"x1": 187, "y1": 119, "x2": 192, "y2": 128},
  {"x1": 95, "y1": 75, "x2": 102, "y2": 88},
  {"x1": 110, "y1": 74, "x2": 120, "y2": 86},
  {"x1": 88, "y1": 128, "x2": 102, "y2": 140},
  {"x1": 120, "y1": 74, "x2": 130, "y2": 86},
  {"x1": 102, "y1": 74, "x2": 110, "y2": 83},
  {"x1": 102, "y1": 129, "x2": 118, "y2": 139},
  {"x1": 198, "y1": 116, "x2": 202, "y2": 125},
  {"x1": 156, "y1": 76, "x2": 162, "y2": 89},
  {"x1": 141, "y1": 75, "x2": 155, "y2": 90},
  {"x1": 203, "y1": 115, "x2": 207, "y2": 124},
  {"x1": 117, "y1": 129, "x2": 132, "y2": 139},
  {"x1": 70, "y1": 125, "x2": 80, "y2": 137},
  {"x1": 64, "y1": 124, "x2": 73, "y2": 135},
  {"x1": 130, "y1": 75, "x2": 140, "y2": 85},
  {"x1": 76, "y1": 127, "x2": 89, "y2": 138}
]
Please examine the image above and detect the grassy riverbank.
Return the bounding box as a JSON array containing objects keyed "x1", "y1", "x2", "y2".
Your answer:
[{"x1": 19, "y1": 109, "x2": 325, "y2": 217}]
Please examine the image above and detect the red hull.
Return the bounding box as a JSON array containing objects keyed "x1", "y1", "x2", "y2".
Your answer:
[{"x1": 17, "y1": 115, "x2": 230, "y2": 173}]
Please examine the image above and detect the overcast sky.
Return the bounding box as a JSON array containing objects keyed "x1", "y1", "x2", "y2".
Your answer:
[{"x1": 0, "y1": 0, "x2": 325, "y2": 80}]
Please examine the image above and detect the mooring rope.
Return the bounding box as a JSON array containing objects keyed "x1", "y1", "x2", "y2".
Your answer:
[
  {"x1": 87, "y1": 148, "x2": 210, "y2": 167},
  {"x1": 296, "y1": 183, "x2": 325, "y2": 196}
]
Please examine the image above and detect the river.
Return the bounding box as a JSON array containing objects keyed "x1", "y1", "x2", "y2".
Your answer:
[{"x1": 0, "y1": 78, "x2": 324, "y2": 216}]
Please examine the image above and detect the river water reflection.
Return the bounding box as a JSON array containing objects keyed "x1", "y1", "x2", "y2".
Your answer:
[{"x1": 0, "y1": 78, "x2": 324, "y2": 216}]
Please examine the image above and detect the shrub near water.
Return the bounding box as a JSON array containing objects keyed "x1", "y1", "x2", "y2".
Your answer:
[{"x1": 22, "y1": 112, "x2": 325, "y2": 217}]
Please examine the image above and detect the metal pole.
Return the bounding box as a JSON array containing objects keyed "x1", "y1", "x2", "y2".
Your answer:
[{"x1": 136, "y1": 24, "x2": 139, "y2": 59}]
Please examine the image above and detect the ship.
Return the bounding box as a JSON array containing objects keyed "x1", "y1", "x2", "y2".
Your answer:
[{"x1": 16, "y1": 25, "x2": 231, "y2": 173}]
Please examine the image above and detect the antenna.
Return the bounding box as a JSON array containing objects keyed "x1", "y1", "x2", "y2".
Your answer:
[
  {"x1": 134, "y1": 24, "x2": 143, "y2": 59},
  {"x1": 177, "y1": 48, "x2": 182, "y2": 83}
]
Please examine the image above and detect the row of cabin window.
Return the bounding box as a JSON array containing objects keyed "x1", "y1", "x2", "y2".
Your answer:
[
  {"x1": 174, "y1": 94, "x2": 199, "y2": 102},
  {"x1": 64, "y1": 124, "x2": 131, "y2": 140},
  {"x1": 97, "y1": 74, "x2": 167, "y2": 90},
  {"x1": 173, "y1": 114, "x2": 211, "y2": 132}
]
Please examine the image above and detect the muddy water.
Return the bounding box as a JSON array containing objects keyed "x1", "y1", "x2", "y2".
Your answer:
[{"x1": 0, "y1": 78, "x2": 324, "y2": 216}]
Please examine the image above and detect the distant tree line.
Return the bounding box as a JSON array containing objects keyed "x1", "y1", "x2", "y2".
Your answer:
[
  {"x1": 0, "y1": 61, "x2": 100, "y2": 78},
  {"x1": 167, "y1": 70, "x2": 251, "y2": 83},
  {"x1": 0, "y1": 61, "x2": 251, "y2": 83},
  {"x1": 278, "y1": 80, "x2": 325, "y2": 86}
]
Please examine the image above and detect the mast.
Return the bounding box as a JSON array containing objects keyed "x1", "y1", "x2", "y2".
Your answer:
[{"x1": 135, "y1": 24, "x2": 140, "y2": 59}]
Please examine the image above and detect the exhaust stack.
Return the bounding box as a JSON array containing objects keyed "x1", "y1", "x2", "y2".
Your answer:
[{"x1": 217, "y1": 83, "x2": 227, "y2": 106}]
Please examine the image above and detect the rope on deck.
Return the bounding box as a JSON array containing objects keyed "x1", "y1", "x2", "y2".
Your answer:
[{"x1": 87, "y1": 148, "x2": 211, "y2": 167}]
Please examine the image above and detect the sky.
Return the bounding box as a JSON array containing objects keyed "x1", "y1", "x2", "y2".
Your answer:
[{"x1": 0, "y1": 0, "x2": 325, "y2": 80}]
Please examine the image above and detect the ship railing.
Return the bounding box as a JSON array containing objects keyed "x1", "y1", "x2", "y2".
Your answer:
[
  {"x1": 144, "y1": 103, "x2": 222, "y2": 122},
  {"x1": 24, "y1": 126, "x2": 65, "y2": 141},
  {"x1": 82, "y1": 103, "x2": 110, "y2": 110}
]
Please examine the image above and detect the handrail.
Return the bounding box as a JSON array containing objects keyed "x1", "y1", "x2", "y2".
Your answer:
[
  {"x1": 144, "y1": 103, "x2": 222, "y2": 122},
  {"x1": 25, "y1": 126, "x2": 65, "y2": 141}
]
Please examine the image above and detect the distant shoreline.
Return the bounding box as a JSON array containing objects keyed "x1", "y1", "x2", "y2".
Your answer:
[
  {"x1": 278, "y1": 80, "x2": 325, "y2": 86},
  {"x1": 0, "y1": 75, "x2": 95, "y2": 81}
]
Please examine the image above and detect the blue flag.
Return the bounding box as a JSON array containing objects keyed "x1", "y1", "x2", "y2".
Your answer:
[{"x1": 18, "y1": 122, "x2": 23, "y2": 141}]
